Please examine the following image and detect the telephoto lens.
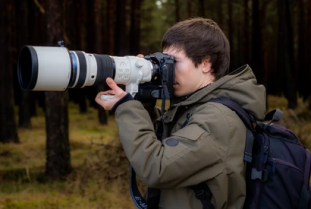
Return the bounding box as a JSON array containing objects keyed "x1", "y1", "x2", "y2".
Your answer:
[{"x1": 17, "y1": 46, "x2": 153, "y2": 93}]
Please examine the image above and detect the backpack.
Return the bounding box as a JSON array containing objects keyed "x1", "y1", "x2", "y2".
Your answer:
[
  {"x1": 130, "y1": 97, "x2": 311, "y2": 209},
  {"x1": 196, "y1": 97, "x2": 311, "y2": 209}
]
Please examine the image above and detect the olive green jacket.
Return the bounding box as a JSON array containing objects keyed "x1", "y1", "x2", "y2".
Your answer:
[{"x1": 115, "y1": 65, "x2": 266, "y2": 209}]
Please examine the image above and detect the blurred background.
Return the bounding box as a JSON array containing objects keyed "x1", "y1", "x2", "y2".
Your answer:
[{"x1": 0, "y1": 0, "x2": 311, "y2": 208}]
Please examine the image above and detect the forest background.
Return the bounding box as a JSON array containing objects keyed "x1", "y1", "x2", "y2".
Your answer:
[{"x1": 0, "y1": 0, "x2": 311, "y2": 208}]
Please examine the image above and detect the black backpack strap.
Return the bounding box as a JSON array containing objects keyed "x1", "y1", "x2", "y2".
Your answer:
[
  {"x1": 209, "y1": 97, "x2": 255, "y2": 130},
  {"x1": 189, "y1": 183, "x2": 215, "y2": 209},
  {"x1": 210, "y1": 97, "x2": 255, "y2": 162},
  {"x1": 146, "y1": 188, "x2": 161, "y2": 209},
  {"x1": 189, "y1": 98, "x2": 256, "y2": 209}
]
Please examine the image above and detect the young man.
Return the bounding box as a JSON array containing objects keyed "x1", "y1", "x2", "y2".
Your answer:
[{"x1": 95, "y1": 18, "x2": 266, "y2": 209}]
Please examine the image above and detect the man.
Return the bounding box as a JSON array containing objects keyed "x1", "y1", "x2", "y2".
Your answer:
[{"x1": 95, "y1": 18, "x2": 266, "y2": 209}]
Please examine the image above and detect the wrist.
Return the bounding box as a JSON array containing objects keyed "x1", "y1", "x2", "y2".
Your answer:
[{"x1": 111, "y1": 93, "x2": 134, "y2": 113}]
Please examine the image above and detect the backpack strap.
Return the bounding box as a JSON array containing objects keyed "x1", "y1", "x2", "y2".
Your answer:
[
  {"x1": 189, "y1": 97, "x2": 257, "y2": 209},
  {"x1": 189, "y1": 183, "x2": 215, "y2": 209},
  {"x1": 263, "y1": 109, "x2": 282, "y2": 124},
  {"x1": 210, "y1": 97, "x2": 255, "y2": 130},
  {"x1": 210, "y1": 97, "x2": 256, "y2": 163}
]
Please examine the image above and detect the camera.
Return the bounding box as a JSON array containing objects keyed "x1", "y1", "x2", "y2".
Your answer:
[{"x1": 17, "y1": 44, "x2": 175, "y2": 99}]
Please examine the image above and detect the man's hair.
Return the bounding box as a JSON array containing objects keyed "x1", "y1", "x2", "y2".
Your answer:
[{"x1": 162, "y1": 18, "x2": 230, "y2": 80}]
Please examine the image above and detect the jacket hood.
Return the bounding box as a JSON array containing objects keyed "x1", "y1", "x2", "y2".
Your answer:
[{"x1": 174, "y1": 64, "x2": 266, "y2": 120}]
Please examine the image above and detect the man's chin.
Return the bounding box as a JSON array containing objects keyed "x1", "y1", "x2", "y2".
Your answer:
[{"x1": 173, "y1": 90, "x2": 184, "y2": 98}]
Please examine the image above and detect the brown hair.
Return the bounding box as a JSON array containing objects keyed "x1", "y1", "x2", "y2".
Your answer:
[{"x1": 162, "y1": 18, "x2": 230, "y2": 80}]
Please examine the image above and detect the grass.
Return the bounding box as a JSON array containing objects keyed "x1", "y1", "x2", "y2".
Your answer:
[
  {"x1": 1, "y1": 96, "x2": 311, "y2": 209},
  {"x1": 268, "y1": 95, "x2": 311, "y2": 148},
  {"x1": 0, "y1": 102, "x2": 137, "y2": 209}
]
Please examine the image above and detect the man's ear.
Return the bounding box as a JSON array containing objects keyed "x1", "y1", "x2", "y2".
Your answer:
[{"x1": 201, "y1": 57, "x2": 212, "y2": 74}]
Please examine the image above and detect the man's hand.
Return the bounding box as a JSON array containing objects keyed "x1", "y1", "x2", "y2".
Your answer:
[{"x1": 95, "y1": 77, "x2": 127, "y2": 110}]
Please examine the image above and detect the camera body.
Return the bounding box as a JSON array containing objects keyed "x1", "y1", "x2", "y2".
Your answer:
[{"x1": 17, "y1": 45, "x2": 175, "y2": 99}]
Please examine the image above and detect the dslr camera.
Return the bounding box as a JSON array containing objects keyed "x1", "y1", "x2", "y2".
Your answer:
[{"x1": 17, "y1": 43, "x2": 175, "y2": 100}]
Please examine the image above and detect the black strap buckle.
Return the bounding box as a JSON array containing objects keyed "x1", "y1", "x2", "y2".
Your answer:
[
  {"x1": 194, "y1": 189, "x2": 208, "y2": 200},
  {"x1": 189, "y1": 183, "x2": 215, "y2": 209}
]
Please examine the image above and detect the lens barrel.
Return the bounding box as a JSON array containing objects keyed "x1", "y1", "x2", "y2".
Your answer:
[{"x1": 17, "y1": 46, "x2": 116, "y2": 91}]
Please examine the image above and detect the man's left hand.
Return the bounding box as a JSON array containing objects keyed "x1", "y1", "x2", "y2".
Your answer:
[{"x1": 95, "y1": 77, "x2": 127, "y2": 110}]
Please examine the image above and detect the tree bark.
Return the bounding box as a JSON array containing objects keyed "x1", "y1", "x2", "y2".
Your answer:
[
  {"x1": 105, "y1": 0, "x2": 115, "y2": 55},
  {"x1": 115, "y1": 0, "x2": 128, "y2": 56},
  {"x1": 86, "y1": 0, "x2": 109, "y2": 125},
  {"x1": 298, "y1": 0, "x2": 311, "y2": 105},
  {"x1": 217, "y1": 0, "x2": 223, "y2": 27},
  {"x1": 228, "y1": 0, "x2": 234, "y2": 70},
  {"x1": 277, "y1": 0, "x2": 297, "y2": 109},
  {"x1": 130, "y1": 0, "x2": 141, "y2": 55},
  {"x1": 16, "y1": 0, "x2": 32, "y2": 128},
  {"x1": 187, "y1": 0, "x2": 193, "y2": 18},
  {"x1": 251, "y1": 0, "x2": 266, "y2": 88},
  {"x1": 45, "y1": 0, "x2": 72, "y2": 178},
  {"x1": 243, "y1": 0, "x2": 250, "y2": 64},
  {"x1": 306, "y1": 0, "x2": 311, "y2": 109},
  {"x1": 175, "y1": 0, "x2": 180, "y2": 23},
  {"x1": 198, "y1": 0, "x2": 205, "y2": 17},
  {"x1": 0, "y1": 0, "x2": 19, "y2": 143}
]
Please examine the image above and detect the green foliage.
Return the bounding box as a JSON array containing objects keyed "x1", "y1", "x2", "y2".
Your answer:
[{"x1": 140, "y1": 0, "x2": 175, "y2": 54}]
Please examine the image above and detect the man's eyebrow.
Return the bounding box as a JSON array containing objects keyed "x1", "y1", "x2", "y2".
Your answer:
[{"x1": 172, "y1": 53, "x2": 183, "y2": 59}]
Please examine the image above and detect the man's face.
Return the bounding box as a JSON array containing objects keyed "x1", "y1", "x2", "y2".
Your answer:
[{"x1": 163, "y1": 47, "x2": 212, "y2": 97}]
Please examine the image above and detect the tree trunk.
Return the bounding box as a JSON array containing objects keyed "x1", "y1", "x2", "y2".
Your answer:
[
  {"x1": 252, "y1": 0, "x2": 265, "y2": 85},
  {"x1": 86, "y1": 0, "x2": 109, "y2": 125},
  {"x1": 306, "y1": 0, "x2": 311, "y2": 109},
  {"x1": 0, "y1": 0, "x2": 19, "y2": 143},
  {"x1": 115, "y1": 0, "x2": 128, "y2": 56},
  {"x1": 130, "y1": 0, "x2": 141, "y2": 55},
  {"x1": 187, "y1": 0, "x2": 193, "y2": 18},
  {"x1": 198, "y1": 0, "x2": 205, "y2": 17},
  {"x1": 45, "y1": 0, "x2": 71, "y2": 178},
  {"x1": 175, "y1": 0, "x2": 180, "y2": 23},
  {"x1": 298, "y1": 0, "x2": 311, "y2": 104},
  {"x1": 277, "y1": 0, "x2": 297, "y2": 109},
  {"x1": 105, "y1": 0, "x2": 115, "y2": 55},
  {"x1": 217, "y1": 0, "x2": 223, "y2": 27},
  {"x1": 228, "y1": 0, "x2": 234, "y2": 70},
  {"x1": 243, "y1": 0, "x2": 250, "y2": 64},
  {"x1": 16, "y1": 0, "x2": 31, "y2": 128}
]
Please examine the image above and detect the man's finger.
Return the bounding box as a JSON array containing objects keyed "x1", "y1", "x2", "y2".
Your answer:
[{"x1": 106, "y1": 78, "x2": 121, "y2": 93}]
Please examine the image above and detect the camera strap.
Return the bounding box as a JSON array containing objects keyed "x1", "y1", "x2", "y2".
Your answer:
[
  {"x1": 130, "y1": 167, "x2": 161, "y2": 209},
  {"x1": 130, "y1": 107, "x2": 166, "y2": 209},
  {"x1": 130, "y1": 120, "x2": 163, "y2": 209},
  {"x1": 130, "y1": 166, "x2": 148, "y2": 209}
]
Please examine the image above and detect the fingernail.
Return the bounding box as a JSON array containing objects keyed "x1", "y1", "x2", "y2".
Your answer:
[{"x1": 107, "y1": 77, "x2": 112, "y2": 82}]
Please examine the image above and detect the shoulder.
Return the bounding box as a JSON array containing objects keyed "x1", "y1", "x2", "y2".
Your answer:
[{"x1": 190, "y1": 101, "x2": 246, "y2": 138}]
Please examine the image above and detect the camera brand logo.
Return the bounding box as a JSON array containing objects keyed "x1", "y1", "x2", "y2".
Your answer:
[{"x1": 134, "y1": 196, "x2": 147, "y2": 208}]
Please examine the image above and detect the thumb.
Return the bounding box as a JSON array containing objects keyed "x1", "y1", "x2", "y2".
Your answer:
[{"x1": 106, "y1": 77, "x2": 122, "y2": 94}]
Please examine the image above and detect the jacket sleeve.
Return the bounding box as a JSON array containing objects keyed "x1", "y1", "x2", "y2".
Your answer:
[{"x1": 115, "y1": 100, "x2": 239, "y2": 189}]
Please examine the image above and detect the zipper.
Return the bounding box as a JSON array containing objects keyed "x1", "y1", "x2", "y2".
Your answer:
[{"x1": 268, "y1": 157, "x2": 303, "y2": 173}]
